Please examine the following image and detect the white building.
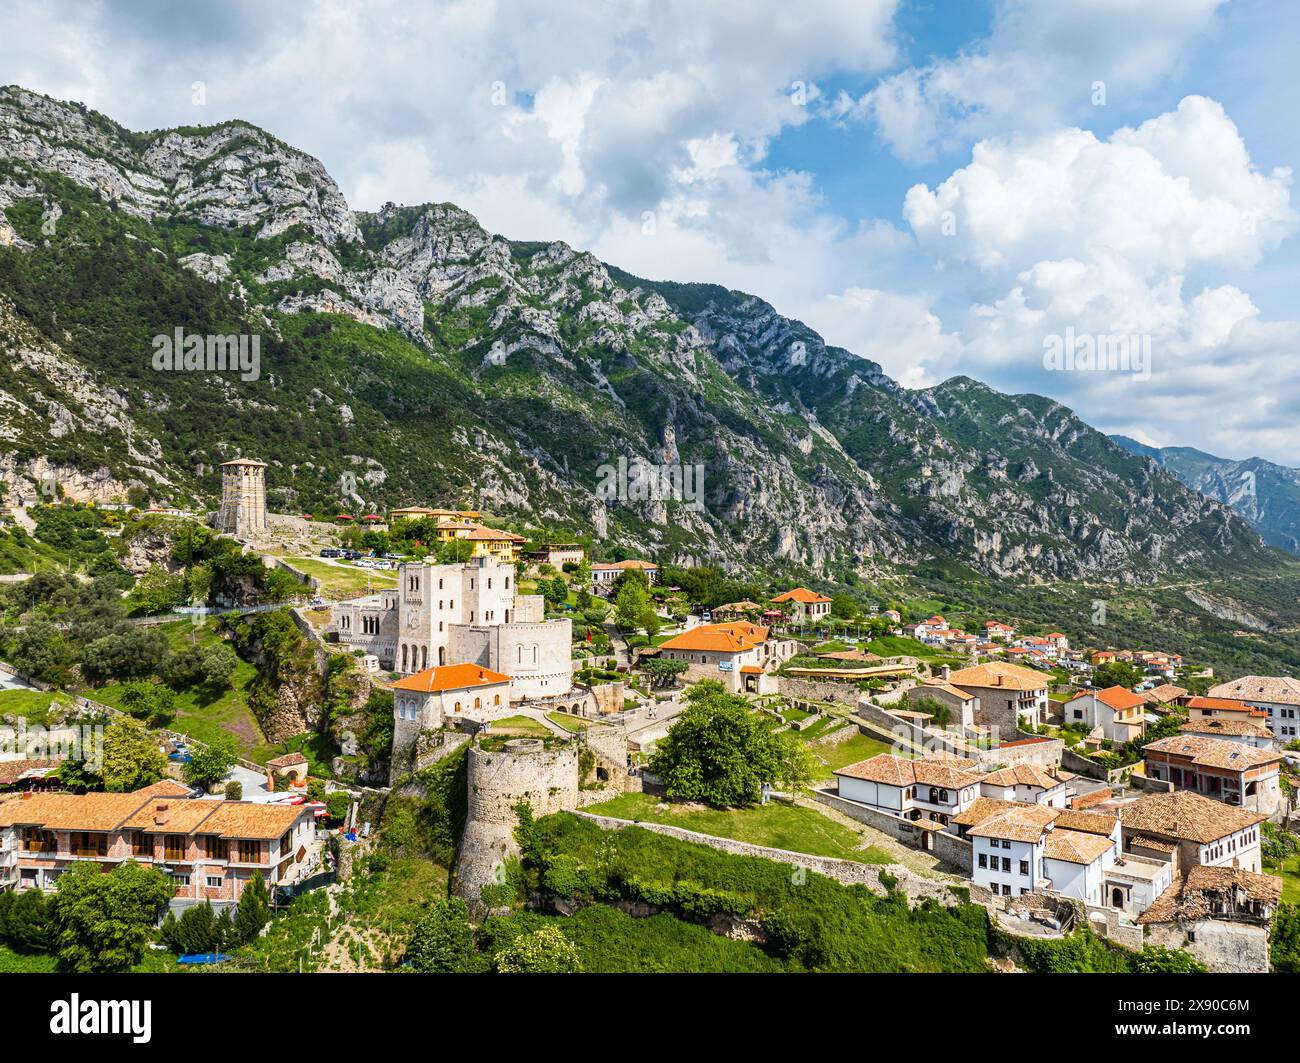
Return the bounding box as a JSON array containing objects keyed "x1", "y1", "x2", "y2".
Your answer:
[
  {"x1": 591, "y1": 559, "x2": 658, "y2": 594},
  {"x1": 770, "y1": 587, "x2": 832, "y2": 624},
  {"x1": 833, "y1": 755, "x2": 982, "y2": 832},
  {"x1": 1063, "y1": 685, "x2": 1146, "y2": 744},
  {"x1": 978, "y1": 764, "x2": 1069, "y2": 807},
  {"x1": 1118, "y1": 790, "x2": 1267, "y2": 876},
  {"x1": 330, "y1": 556, "x2": 573, "y2": 699},
  {"x1": 1208, "y1": 675, "x2": 1300, "y2": 742}
]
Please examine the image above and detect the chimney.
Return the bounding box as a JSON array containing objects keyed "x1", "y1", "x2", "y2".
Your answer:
[
  {"x1": 154, "y1": 802, "x2": 169, "y2": 825},
  {"x1": 940, "y1": 665, "x2": 951, "y2": 682}
]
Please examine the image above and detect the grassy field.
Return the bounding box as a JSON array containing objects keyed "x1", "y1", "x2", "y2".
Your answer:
[
  {"x1": 0, "y1": 687, "x2": 76, "y2": 726},
  {"x1": 88, "y1": 619, "x2": 274, "y2": 761},
  {"x1": 805, "y1": 731, "x2": 899, "y2": 780},
  {"x1": 584, "y1": 791, "x2": 892, "y2": 863},
  {"x1": 1265, "y1": 855, "x2": 1300, "y2": 905},
  {"x1": 546, "y1": 711, "x2": 589, "y2": 733},
  {"x1": 285, "y1": 557, "x2": 398, "y2": 598},
  {"x1": 0, "y1": 944, "x2": 178, "y2": 973}
]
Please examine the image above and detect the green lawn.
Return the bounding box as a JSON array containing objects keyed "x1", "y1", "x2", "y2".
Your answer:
[
  {"x1": 806, "y1": 731, "x2": 901, "y2": 780},
  {"x1": 546, "y1": 711, "x2": 589, "y2": 733},
  {"x1": 0, "y1": 687, "x2": 75, "y2": 725},
  {"x1": 0, "y1": 944, "x2": 178, "y2": 973},
  {"x1": 1265, "y1": 855, "x2": 1300, "y2": 904},
  {"x1": 285, "y1": 557, "x2": 398, "y2": 598},
  {"x1": 584, "y1": 791, "x2": 892, "y2": 863},
  {"x1": 487, "y1": 715, "x2": 552, "y2": 737},
  {"x1": 88, "y1": 619, "x2": 275, "y2": 762}
]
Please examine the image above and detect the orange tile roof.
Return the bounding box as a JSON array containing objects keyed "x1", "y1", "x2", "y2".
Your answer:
[
  {"x1": 1051, "y1": 808, "x2": 1118, "y2": 836},
  {"x1": 1044, "y1": 829, "x2": 1114, "y2": 865},
  {"x1": 1186, "y1": 696, "x2": 1257, "y2": 713},
  {"x1": 1119, "y1": 791, "x2": 1266, "y2": 844},
  {"x1": 196, "y1": 802, "x2": 311, "y2": 840},
  {"x1": 981, "y1": 764, "x2": 1061, "y2": 790},
  {"x1": 738, "y1": 665, "x2": 764, "y2": 674},
  {"x1": 947, "y1": 661, "x2": 1050, "y2": 692},
  {"x1": 835, "y1": 754, "x2": 980, "y2": 789},
  {"x1": 392, "y1": 662, "x2": 512, "y2": 693},
  {"x1": 1093, "y1": 685, "x2": 1146, "y2": 711},
  {"x1": 1209, "y1": 675, "x2": 1300, "y2": 707},
  {"x1": 122, "y1": 798, "x2": 222, "y2": 834},
  {"x1": 968, "y1": 804, "x2": 1057, "y2": 843},
  {"x1": 771, "y1": 587, "x2": 831, "y2": 604},
  {"x1": 659, "y1": 621, "x2": 770, "y2": 654},
  {"x1": 1142, "y1": 735, "x2": 1280, "y2": 772},
  {"x1": 1070, "y1": 787, "x2": 1114, "y2": 810},
  {"x1": 0, "y1": 792, "x2": 149, "y2": 831}
]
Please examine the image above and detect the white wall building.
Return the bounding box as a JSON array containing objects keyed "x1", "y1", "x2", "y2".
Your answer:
[{"x1": 1208, "y1": 675, "x2": 1300, "y2": 742}]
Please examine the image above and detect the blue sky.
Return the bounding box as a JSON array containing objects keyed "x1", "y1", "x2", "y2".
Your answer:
[{"x1": 3, "y1": 0, "x2": 1298, "y2": 464}]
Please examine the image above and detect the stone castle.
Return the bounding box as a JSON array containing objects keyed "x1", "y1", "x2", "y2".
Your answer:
[{"x1": 214, "y1": 457, "x2": 268, "y2": 537}]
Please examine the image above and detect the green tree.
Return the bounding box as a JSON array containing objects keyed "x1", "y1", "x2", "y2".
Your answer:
[
  {"x1": 639, "y1": 606, "x2": 661, "y2": 639},
  {"x1": 184, "y1": 732, "x2": 239, "y2": 790},
  {"x1": 1093, "y1": 661, "x2": 1143, "y2": 690},
  {"x1": 1272, "y1": 902, "x2": 1300, "y2": 973},
  {"x1": 1132, "y1": 945, "x2": 1207, "y2": 973},
  {"x1": 494, "y1": 924, "x2": 581, "y2": 973},
  {"x1": 1, "y1": 888, "x2": 52, "y2": 953},
  {"x1": 117, "y1": 680, "x2": 177, "y2": 727},
  {"x1": 234, "y1": 873, "x2": 272, "y2": 944},
  {"x1": 639, "y1": 657, "x2": 688, "y2": 689},
  {"x1": 406, "y1": 897, "x2": 480, "y2": 972},
  {"x1": 126, "y1": 563, "x2": 188, "y2": 615},
  {"x1": 830, "y1": 594, "x2": 858, "y2": 620},
  {"x1": 101, "y1": 720, "x2": 167, "y2": 792},
  {"x1": 649, "y1": 681, "x2": 814, "y2": 807},
  {"x1": 614, "y1": 578, "x2": 649, "y2": 630},
  {"x1": 48, "y1": 861, "x2": 172, "y2": 972}
]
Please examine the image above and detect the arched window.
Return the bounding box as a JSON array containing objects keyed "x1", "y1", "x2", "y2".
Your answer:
[
  {"x1": 474, "y1": 697, "x2": 481, "y2": 709},
  {"x1": 493, "y1": 694, "x2": 501, "y2": 706},
  {"x1": 454, "y1": 701, "x2": 462, "y2": 712}
]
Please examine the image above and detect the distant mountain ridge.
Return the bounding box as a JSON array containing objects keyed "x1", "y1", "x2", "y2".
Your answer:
[
  {"x1": 1112, "y1": 436, "x2": 1300, "y2": 553},
  {"x1": 0, "y1": 85, "x2": 1285, "y2": 585}
]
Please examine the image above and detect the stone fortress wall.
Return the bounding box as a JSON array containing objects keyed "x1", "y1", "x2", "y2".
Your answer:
[{"x1": 455, "y1": 739, "x2": 579, "y2": 915}]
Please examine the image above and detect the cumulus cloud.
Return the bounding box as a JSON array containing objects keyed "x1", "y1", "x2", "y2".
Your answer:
[
  {"x1": 843, "y1": 0, "x2": 1226, "y2": 162},
  {"x1": 901, "y1": 95, "x2": 1300, "y2": 462}
]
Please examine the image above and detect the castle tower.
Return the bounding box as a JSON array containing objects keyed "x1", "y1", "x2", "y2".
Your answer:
[{"x1": 215, "y1": 458, "x2": 268, "y2": 537}]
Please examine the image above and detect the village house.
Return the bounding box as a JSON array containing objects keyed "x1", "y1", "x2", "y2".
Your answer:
[
  {"x1": 904, "y1": 677, "x2": 980, "y2": 732},
  {"x1": 770, "y1": 587, "x2": 832, "y2": 624},
  {"x1": 434, "y1": 520, "x2": 527, "y2": 564},
  {"x1": 524, "y1": 543, "x2": 586, "y2": 570},
  {"x1": 1138, "y1": 865, "x2": 1281, "y2": 968},
  {"x1": 1141, "y1": 683, "x2": 1191, "y2": 710},
  {"x1": 832, "y1": 754, "x2": 982, "y2": 832},
  {"x1": 0, "y1": 788, "x2": 316, "y2": 906},
  {"x1": 1063, "y1": 685, "x2": 1146, "y2": 744},
  {"x1": 946, "y1": 661, "x2": 1050, "y2": 735},
  {"x1": 1208, "y1": 675, "x2": 1300, "y2": 742},
  {"x1": 1118, "y1": 790, "x2": 1266, "y2": 876},
  {"x1": 591, "y1": 559, "x2": 658, "y2": 593},
  {"x1": 1185, "y1": 696, "x2": 1268, "y2": 722},
  {"x1": 392, "y1": 663, "x2": 513, "y2": 745},
  {"x1": 657, "y1": 621, "x2": 796, "y2": 694},
  {"x1": 1177, "y1": 715, "x2": 1276, "y2": 749},
  {"x1": 957, "y1": 799, "x2": 1170, "y2": 915},
  {"x1": 984, "y1": 621, "x2": 1015, "y2": 641},
  {"x1": 978, "y1": 764, "x2": 1069, "y2": 807},
  {"x1": 1140, "y1": 734, "x2": 1282, "y2": 814}
]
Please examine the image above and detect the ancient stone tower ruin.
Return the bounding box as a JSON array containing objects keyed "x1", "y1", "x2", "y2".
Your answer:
[
  {"x1": 215, "y1": 457, "x2": 268, "y2": 537},
  {"x1": 455, "y1": 739, "x2": 578, "y2": 916}
]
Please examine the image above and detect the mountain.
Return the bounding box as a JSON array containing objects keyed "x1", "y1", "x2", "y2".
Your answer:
[
  {"x1": 0, "y1": 85, "x2": 1286, "y2": 585},
  {"x1": 1112, "y1": 436, "x2": 1300, "y2": 554}
]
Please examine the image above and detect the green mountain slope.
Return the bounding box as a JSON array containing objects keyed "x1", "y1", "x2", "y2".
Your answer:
[
  {"x1": 1113, "y1": 436, "x2": 1300, "y2": 554},
  {"x1": 0, "y1": 84, "x2": 1288, "y2": 591}
]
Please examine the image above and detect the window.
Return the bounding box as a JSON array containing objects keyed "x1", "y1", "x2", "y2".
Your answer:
[
  {"x1": 132, "y1": 832, "x2": 152, "y2": 858},
  {"x1": 206, "y1": 876, "x2": 223, "y2": 889},
  {"x1": 172, "y1": 873, "x2": 190, "y2": 887},
  {"x1": 236, "y1": 840, "x2": 262, "y2": 864},
  {"x1": 21, "y1": 827, "x2": 56, "y2": 853},
  {"x1": 978, "y1": 854, "x2": 987, "y2": 869},
  {"x1": 1001, "y1": 857, "x2": 1011, "y2": 873},
  {"x1": 69, "y1": 832, "x2": 108, "y2": 857},
  {"x1": 1019, "y1": 860, "x2": 1029, "y2": 876},
  {"x1": 164, "y1": 835, "x2": 186, "y2": 862},
  {"x1": 203, "y1": 836, "x2": 228, "y2": 861}
]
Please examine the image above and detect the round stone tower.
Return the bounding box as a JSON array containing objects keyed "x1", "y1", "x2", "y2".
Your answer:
[{"x1": 455, "y1": 738, "x2": 578, "y2": 916}]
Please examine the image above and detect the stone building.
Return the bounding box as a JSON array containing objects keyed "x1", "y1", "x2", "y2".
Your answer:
[{"x1": 214, "y1": 457, "x2": 268, "y2": 537}]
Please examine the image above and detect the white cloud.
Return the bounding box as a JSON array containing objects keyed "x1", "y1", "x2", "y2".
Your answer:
[
  {"x1": 901, "y1": 95, "x2": 1300, "y2": 463},
  {"x1": 846, "y1": 0, "x2": 1226, "y2": 162}
]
